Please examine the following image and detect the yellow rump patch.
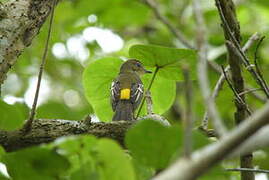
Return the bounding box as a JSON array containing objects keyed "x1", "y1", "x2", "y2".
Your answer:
[{"x1": 120, "y1": 88, "x2": 131, "y2": 99}]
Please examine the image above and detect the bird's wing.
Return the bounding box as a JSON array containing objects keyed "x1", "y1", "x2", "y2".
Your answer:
[
  {"x1": 110, "y1": 80, "x2": 120, "y2": 111},
  {"x1": 131, "y1": 82, "x2": 144, "y2": 110}
]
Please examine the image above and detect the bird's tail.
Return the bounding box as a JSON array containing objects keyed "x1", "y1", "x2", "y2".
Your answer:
[{"x1": 112, "y1": 100, "x2": 134, "y2": 121}]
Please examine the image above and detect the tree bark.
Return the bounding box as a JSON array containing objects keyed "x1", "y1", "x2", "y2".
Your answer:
[
  {"x1": 216, "y1": 0, "x2": 254, "y2": 179},
  {"x1": 0, "y1": 119, "x2": 133, "y2": 152},
  {"x1": 0, "y1": 0, "x2": 55, "y2": 86}
]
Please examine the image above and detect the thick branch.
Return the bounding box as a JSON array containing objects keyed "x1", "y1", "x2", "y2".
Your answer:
[
  {"x1": 229, "y1": 124, "x2": 269, "y2": 157},
  {"x1": 0, "y1": 119, "x2": 133, "y2": 152},
  {"x1": 216, "y1": 0, "x2": 255, "y2": 180},
  {"x1": 216, "y1": 0, "x2": 254, "y2": 179},
  {"x1": 0, "y1": 0, "x2": 56, "y2": 85}
]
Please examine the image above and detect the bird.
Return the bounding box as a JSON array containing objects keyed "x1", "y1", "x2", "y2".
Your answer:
[{"x1": 110, "y1": 59, "x2": 152, "y2": 121}]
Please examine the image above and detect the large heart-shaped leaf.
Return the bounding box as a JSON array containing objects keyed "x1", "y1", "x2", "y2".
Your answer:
[
  {"x1": 96, "y1": 139, "x2": 136, "y2": 180},
  {"x1": 82, "y1": 57, "x2": 176, "y2": 121},
  {"x1": 83, "y1": 57, "x2": 122, "y2": 122},
  {"x1": 129, "y1": 44, "x2": 197, "y2": 80}
]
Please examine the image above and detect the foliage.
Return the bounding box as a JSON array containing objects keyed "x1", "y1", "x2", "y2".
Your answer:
[
  {"x1": 1, "y1": 136, "x2": 136, "y2": 180},
  {"x1": 129, "y1": 44, "x2": 197, "y2": 80},
  {"x1": 83, "y1": 44, "x2": 195, "y2": 121},
  {"x1": 2, "y1": 147, "x2": 70, "y2": 180},
  {"x1": 125, "y1": 119, "x2": 182, "y2": 170},
  {"x1": 1, "y1": 0, "x2": 269, "y2": 179}
]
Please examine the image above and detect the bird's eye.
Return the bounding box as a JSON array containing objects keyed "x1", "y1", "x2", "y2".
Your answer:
[{"x1": 136, "y1": 63, "x2": 141, "y2": 67}]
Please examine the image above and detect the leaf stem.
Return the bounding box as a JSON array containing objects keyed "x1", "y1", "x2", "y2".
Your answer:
[{"x1": 136, "y1": 67, "x2": 159, "y2": 118}]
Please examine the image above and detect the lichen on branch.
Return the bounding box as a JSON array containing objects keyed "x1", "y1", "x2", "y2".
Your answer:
[{"x1": 0, "y1": 0, "x2": 55, "y2": 85}]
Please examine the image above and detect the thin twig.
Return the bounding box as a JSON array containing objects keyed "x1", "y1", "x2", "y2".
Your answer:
[
  {"x1": 215, "y1": 0, "x2": 269, "y2": 98},
  {"x1": 141, "y1": 90, "x2": 171, "y2": 126},
  {"x1": 23, "y1": 0, "x2": 56, "y2": 132},
  {"x1": 142, "y1": 0, "x2": 194, "y2": 49},
  {"x1": 136, "y1": 67, "x2": 159, "y2": 118},
  {"x1": 254, "y1": 36, "x2": 269, "y2": 93},
  {"x1": 198, "y1": 127, "x2": 218, "y2": 138},
  {"x1": 242, "y1": 32, "x2": 260, "y2": 52},
  {"x1": 171, "y1": 83, "x2": 183, "y2": 119},
  {"x1": 183, "y1": 66, "x2": 193, "y2": 158},
  {"x1": 201, "y1": 66, "x2": 229, "y2": 130},
  {"x1": 145, "y1": 90, "x2": 153, "y2": 115},
  {"x1": 245, "y1": 86, "x2": 267, "y2": 103},
  {"x1": 226, "y1": 168, "x2": 269, "y2": 174},
  {"x1": 221, "y1": 66, "x2": 252, "y2": 116},
  {"x1": 193, "y1": 0, "x2": 227, "y2": 136},
  {"x1": 238, "y1": 88, "x2": 262, "y2": 96}
]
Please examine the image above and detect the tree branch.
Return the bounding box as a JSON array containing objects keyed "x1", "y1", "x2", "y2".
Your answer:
[
  {"x1": 183, "y1": 66, "x2": 193, "y2": 158},
  {"x1": 254, "y1": 36, "x2": 269, "y2": 93},
  {"x1": 225, "y1": 168, "x2": 269, "y2": 174},
  {"x1": 216, "y1": 1, "x2": 255, "y2": 179},
  {"x1": 229, "y1": 124, "x2": 269, "y2": 158},
  {"x1": 221, "y1": 65, "x2": 252, "y2": 115},
  {"x1": 0, "y1": 0, "x2": 56, "y2": 86},
  {"x1": 0, "y1": 119, "x2": 133, "y2": 152},
  {"x1": 216, "y1": 0, "x2": 269, "y2": 98}
]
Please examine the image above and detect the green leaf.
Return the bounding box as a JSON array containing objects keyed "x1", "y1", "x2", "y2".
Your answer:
[
  {"x1": 254, "y1": 147, "x2": 269, "y2": 169},
  {"x1": 129, "y1": 44, "x2": 197, "y2": 80},
  {"x1": 70, "y1": 163, "x2": 99, "y2": 180},
  {"x1": 125, "y1": 119, "x2": 182, "y2": 169},
  {"x1": 55, "y1": 135, "x2": 98, "y2": 170},
  {"x1": 193, "y1": 130, "x2": 211, "y2": 150},
  {"x1": 53, "y1": 136, "x2": 99, "y2": 180},
  {"x1": 132, "y1": 159, "x2": 154, "y2": 180},
  {"x1": 83, "y1": 57, "x2": 123, "y2": 122},
  {"x1": 140, "y1": 74, "x2": 176, "y2": 116},
  {"x1": 2, "y1": 147, "x2": 70, "y2": 180},
  {"x1": 83, "y1": 57, "x2": 176, "y2": 121},
  {"x1": 200, "y1": 164, "x2": 231, "y2": 180},
  {"x1": 0, "y1": 146, "x2": 5, "y2": 158},
  {"x1": 0, "y1": 100, "x2": 25, "y2": 131},
  {"x1": 55, "y1": 135, "x2": 97, "y2": 155},
  {"x1": 96, "y1": 139, "x2": 136, "y2": 180},
  {"x1": 52, "y1": 136, "x2": 135, "y2": 180}
]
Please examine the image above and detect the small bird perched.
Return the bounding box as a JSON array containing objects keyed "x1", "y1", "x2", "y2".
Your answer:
[{"x1": 111, "y1": 59, "x2": 152, "y2": 121}]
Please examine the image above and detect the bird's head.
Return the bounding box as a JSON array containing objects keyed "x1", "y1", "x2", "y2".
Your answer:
[{"x1": 120, "y1": 59, "x2": 152, "y2": 75}]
